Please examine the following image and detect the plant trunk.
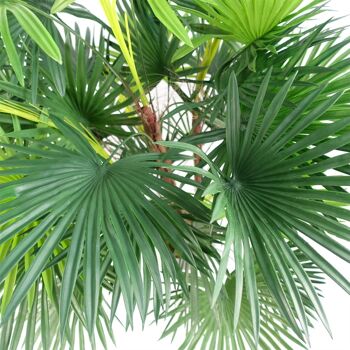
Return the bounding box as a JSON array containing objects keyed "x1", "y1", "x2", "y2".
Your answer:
[{"x1": 136, "y1": 103, "x2": 174, "y2": 185}]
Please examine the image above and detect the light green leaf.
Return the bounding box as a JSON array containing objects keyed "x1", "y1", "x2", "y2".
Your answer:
[
  {"x1": 51, "y1": 0, "x2": 76, "y2": 14},
  {"x1": 180, "y1": 0, "x2": 303, "y2": 44},
  {"x1": 148, "y1": 0, "x2": 192, "y2": 47},
  {"x1": 8, "y1": 3, "x2": 62, "y2": 63},
  {"x1": 210, "y1": 192, "x2": 227, "y2": 223},
  {"x1": 0, "y1": 7, "x2": 24, "y2": 85}
]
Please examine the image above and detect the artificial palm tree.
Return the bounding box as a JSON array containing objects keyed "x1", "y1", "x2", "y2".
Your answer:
[{"x1": 0, "y1": 0, "x2": 349, "y2": 349}]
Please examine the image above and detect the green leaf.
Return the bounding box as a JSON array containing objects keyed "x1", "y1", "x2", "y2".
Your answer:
[
  {"x1": 162, "y1": 249, "x2": 318, "y2": 350},
  {"x1": 178, "y1": 0, "x2": 303, "y2": 44},
  {"x1": 212, "y1": 210, "x2": 235, "y2": 306},
  {"x1": 226, "y1": 71, "x2": 241, "y2": 168},
  {"x1": 8, "y1": 3, "x2": 62, "y2": 63},
  {"x1": 148, "y1": 0, "x2": 193, "y2": 47},
  {"x1": 3, "y1": 202, "x2": 81, "y2": 322},
  {"x1": 51, "y1": 0, "x2": 76, "y2": 14},
  {"x1": 31, "y1": 46, "x2": 39, "y2": 104},
  {"x1": 0, "y1": 119, "x2": 208, "y2": 337},
  {"x1": 210, "y1": 192, "x2": 227, "y2": 223},
  {"x1": 0, "y1": 7, "x2": 24, "y2": 85},
  {"x1": 172, "y1": 35, "x2": 211, "y2": 63},
  {"x1": 59, "y1": 202, "x2": 89, "y2": 337},
  {"x1": 202, "y1": 68, "x2": 350, "y2": 344},
  {"x1": 84, "y1": 189, "x2": 101, "y2": 337}
]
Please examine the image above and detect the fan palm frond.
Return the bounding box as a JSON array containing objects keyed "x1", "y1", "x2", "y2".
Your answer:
[
  {"x1": 0, "y1": 30, "x2": 137, "y2": 137},
  {"x1": 0, "y1": 116, "x2": 211, "y2": 338},
  {"x1": 117, "y1": 0, "x2": 197, "y2": 90},
  {"x1": 173, "y1": 0, "x2": 318, "y2": 44},
  {"x1": 162, "y1": 246, "x2": 324, "y2": 350},
  {"x1": 211, "y1": 70, "x2": 350, "y2": 338},
  {"x1": 161, "y1": 68, "x2": 350, "y2": 344},
  {"x1": 0, "y1": 1, "x2": 349, "y2": 348}
]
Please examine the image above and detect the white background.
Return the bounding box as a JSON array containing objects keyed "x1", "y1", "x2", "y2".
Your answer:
[{"x1": 65, "y1": 1, "x2": 350, "y2": 349}]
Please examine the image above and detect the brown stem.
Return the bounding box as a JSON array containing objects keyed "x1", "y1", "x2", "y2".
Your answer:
[
  {"x1": 136, "y1": 102, "x2": 174, "y2": 185},
  {"x1": 192, "y1": 112, "x2": 204, "y2": 183},
  {"x1": 136, "y1": 102, "x2": 181, "y2": 256},
  {"x1": 191, "y1": 39, "x2": 220, "y2": 184}
]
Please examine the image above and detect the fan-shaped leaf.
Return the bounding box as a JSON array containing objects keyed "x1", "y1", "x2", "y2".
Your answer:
[{"x1": 0, "y1": 118, "x2": 209, "y2": 336}]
